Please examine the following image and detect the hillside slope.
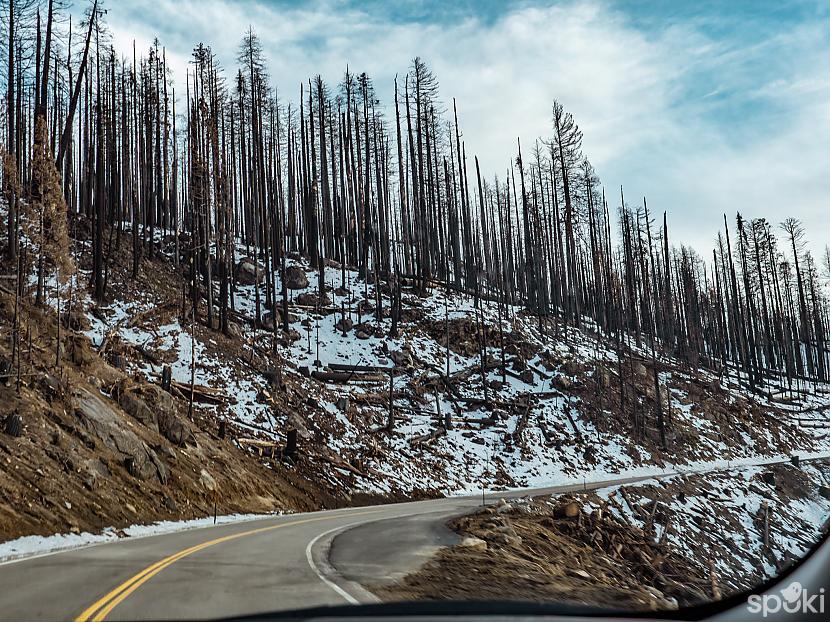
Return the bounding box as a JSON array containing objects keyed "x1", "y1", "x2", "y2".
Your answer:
[{"x1": 1, "y1": 223, "x2": 828, "y2": 542}]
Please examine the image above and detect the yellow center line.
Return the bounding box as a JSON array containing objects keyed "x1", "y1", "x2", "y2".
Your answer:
[{"x1": 74, "y1": 510, "x2": 380, "y2": 622}]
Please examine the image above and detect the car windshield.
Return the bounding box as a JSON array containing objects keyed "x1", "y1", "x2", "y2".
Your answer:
[{"x1": 1, "y1": 1, "x2": 829, "y2": 620}]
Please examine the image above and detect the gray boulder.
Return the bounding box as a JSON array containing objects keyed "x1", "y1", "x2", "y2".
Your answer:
[
  {"x1": 284, "y1": 266, "x2": 309, "y2": 290},
  {"x1": 235, "y1": 258, "x2": 264, "y2": 286}
]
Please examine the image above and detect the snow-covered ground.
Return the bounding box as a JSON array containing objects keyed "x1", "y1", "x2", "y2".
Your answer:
[
  {"x1": 39, "y1": 231, "x2": 830, "y2": 497},
  {"x1": 586, "y1": 459, "x2": 830, "y2": 590}
]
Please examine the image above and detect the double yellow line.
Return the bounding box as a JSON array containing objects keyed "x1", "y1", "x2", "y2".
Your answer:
[{"x1": 74, "y1": 510, "x2": 378, "y2": 622}]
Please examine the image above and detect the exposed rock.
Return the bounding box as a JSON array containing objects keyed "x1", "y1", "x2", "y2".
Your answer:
[
  {"x1": 83, "y1": 458, "x2": 110, "y2": 490},
  {"x1": 390, "y1": 350, "x2": 413, "y2": 368},
  {"x1": 335, "y1": 317, "x2": 354, "y2": 333},
  {"x1": 492, "y1": 533, "x2": 522, "y2": 546},
  {"x1": 494, "y1": 523, "x2": 518, "y2": 536},
  {"x1": 157, "y1": 408, "x2": 195, "y2": 446},
  {"x1": 119, "y1": 391, "x2": 159, "y2": 432},
  {"x1": 288, "y1": 412, "x2": 312, "y2": 439},
  {"x1": 148, "y1": 451, "x2": 170, "y2": 485},
  {"x1": 235, "y1": 257, "x2": 264, "y2": 286},
  {"x1": 284, "y1": 265, "x2": 309, "y2": 290},
  {"x1": 199, "y1": 469, "x2": 218, "y2": 492},
  {"x1": 458, "y1": 536, "x2": 488, "y2": 551},
  {"x1": 520, "y1": 369, "x2": 535, "y2": 384},
  {"x1": 554, "y1": 500, "x2": 581, "y2": 518},
  {"x1": 296, "y1": 292, "x2": 331, "y2": 307},
  {"x1": 73, "y1": 389, "x2": 168, "y2": 484},
  {"x1": 115, "y1": 381, "x2": 195, "y2": 446},
  {"x1": 40, "y1": 373, "x2": 64, "y2": 401},
  {"x1": 354, "y1": 323, "x2": 375, "y2": 337},
  {"x1": 126, "y1": 454, "x2": 158, "y2": 481},
  {"x1": 554, "y1": 375, "x2": 573, "y2": 390},
  {"x1": 261, "y1": 310, "x2": 298, "y2": 330},
  {"x1": 156, "y1": 444, "x2": 177, "y2": 462},
  {"x1": 281, "y1": 329, "x2": 301, "y2": 344},
  {"x1": 356, "y1": 330, "x2": 371, "y2": 340},
  {"x1": 164, "y1": 496, "x2": 179, "y2": 513}
]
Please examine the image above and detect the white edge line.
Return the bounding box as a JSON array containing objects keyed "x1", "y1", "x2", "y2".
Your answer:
[
  {"x1": 0, "y1": 503, "x2": 389, "y2": 566},
  {"x1": 305, "y1": 522, "x2": 363, "y2": 605}
]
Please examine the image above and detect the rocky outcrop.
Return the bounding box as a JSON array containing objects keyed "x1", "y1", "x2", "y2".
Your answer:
[
  {"x1": 113, "y1": 380, "x2": 196, "y2": 446},
  {"x1": 73, "y1": 389, "x2": 169, "y2": 484}
]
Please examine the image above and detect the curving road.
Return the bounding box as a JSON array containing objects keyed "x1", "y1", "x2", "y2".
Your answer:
[{"x1": 0, "y1": 456, "x2": 824, "y2": 621}]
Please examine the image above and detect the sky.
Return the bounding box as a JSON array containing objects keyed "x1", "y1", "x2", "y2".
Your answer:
[{"x1": 71, "y1": 0, "x2": 830, "y2": 258}]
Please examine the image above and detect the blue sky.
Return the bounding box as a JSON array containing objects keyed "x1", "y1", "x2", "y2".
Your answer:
[{"x1": 82, "y1": 0, "x2": 830, "y2": 257}]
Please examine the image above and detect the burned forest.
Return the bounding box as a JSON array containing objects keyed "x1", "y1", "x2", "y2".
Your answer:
[{"x1": 1, "y1": 0, "x2": 830, "y2": 578}]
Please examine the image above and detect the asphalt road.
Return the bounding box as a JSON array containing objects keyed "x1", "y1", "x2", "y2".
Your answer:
[{"x1": 0, "y1": 456, "x2": 824, "y2": 621}]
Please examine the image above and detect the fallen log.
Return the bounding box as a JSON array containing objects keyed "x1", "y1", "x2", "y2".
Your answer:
[
  {"x1": 311, "y1": 370, "x2": 386, "y2": 383},
  {"x1": 410, "y1": 426, "x2": 446, "y2": 447},
  {"x1": 152, "y1": 376, "x2": 233, "y2": 405},
  {"x1": 329, "y1": 362, "x2": 390, "y2": 374},
  {"x1": 312, "y1": 452, "x2": 365, "y2": 476}
]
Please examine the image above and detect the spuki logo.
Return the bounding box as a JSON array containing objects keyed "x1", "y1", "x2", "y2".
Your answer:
[{"x1": 747, "y1": 582, "x2": 825, "y2": 617}]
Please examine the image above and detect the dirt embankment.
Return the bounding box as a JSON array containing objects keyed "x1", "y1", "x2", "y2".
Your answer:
[
  {"x1": 0, "y1": 247, "x2": 374, "y2": 542},
  {"x1": 374, "y1": 496, "x2": 708, "y2": 611},
  {"x1": 376, "y1": 462, "x2": 830, "y2": 611}
]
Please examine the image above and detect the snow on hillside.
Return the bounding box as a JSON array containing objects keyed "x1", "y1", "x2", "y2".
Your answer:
[
  {"x1": 588, "y1": 460, "x2": 830, "y2": 590},
  {"x1": 52, "y1": 236, "x2": 830, "y2": 496}
]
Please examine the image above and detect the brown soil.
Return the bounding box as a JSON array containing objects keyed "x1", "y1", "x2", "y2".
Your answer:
[
  {"x1": 0, "y1": 241, "x2": 410, "y2": 542},
  {"x1": 374, "y1": 496, "x2": 710, "y2": 611},
  {"x1": 376, "y1": 462, "x2": 830, "y2": 611}
]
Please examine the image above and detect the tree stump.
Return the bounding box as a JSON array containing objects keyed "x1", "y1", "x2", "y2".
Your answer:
[
  {"x1": 4, "y1": 413, "x2": 22, "y2": 437},
  {"x1": 161, "y1": 365, "x2": 172, "y2": 392},
  {"x1": 285, "y1": 428, "x2": 298, "y2": 461}
]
